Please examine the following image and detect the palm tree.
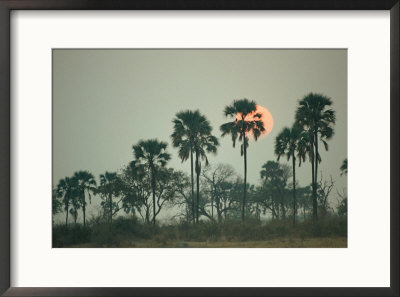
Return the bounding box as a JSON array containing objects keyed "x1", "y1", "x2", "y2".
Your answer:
[
  {"x1": 171, "y1": 110, "x2": 218, "y2": 223},
  {"x1": 56, "y1": 177, "x2": 75, "y2": 226},
  {"x1": 132, "y1": 139, "x2": 171, "y2": 226},
  {"x1": 295, "y1": 93, "x2": 336, "y2": 219},
  {"x1": 193, "y1": 121, "x2": 219, "y2": 223},
  {"x1": 73, "y1": 171, "x2": 96, "y2": 227},
  {"x1": 220, "y1": 98, "x2": 265, "y2": 221},
  {"x1": 274, "y1": 124, "x2": 303, "y2": 226},
  {"x1": 171, "y1": 110, "x2": 199, "y2": 224}
]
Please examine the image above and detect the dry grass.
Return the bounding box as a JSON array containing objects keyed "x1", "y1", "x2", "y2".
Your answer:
[{"x1": 69, "y1": 236, "x2": 347, "y2": 248}]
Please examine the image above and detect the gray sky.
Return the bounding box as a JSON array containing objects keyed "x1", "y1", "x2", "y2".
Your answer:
[{"x1": 53, "y1": 49, "x2": 347, "y2": 221}]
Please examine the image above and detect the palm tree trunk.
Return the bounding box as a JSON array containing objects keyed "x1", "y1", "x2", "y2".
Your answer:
[
  {"x1": 242, "y1": 132, "x2": 247, "y2": 222},
  {"x1": 195, "y1": 151, "x2": 200, "y2": 223},
  {"x1": 82, "y1": 191, "x2": 86, "y2": 227},
  {"x1": 109, "y1": 193, "x2": 112, "y2": 223},
  {"x1": 190, "y1": 146, "x2": 195, "y2": 224},
  {"x1": 314, "y1": 131, "x2": 319, "y2": 219},
  {"x1": 292, "y1": 153, "x2": 296, "y2": 226},
  {"x1": 151, "y1": 166, "x2": 156, "y2": 226},
  {"x1": 311, "y1": 139, "x2": 317, "y2": 220}
]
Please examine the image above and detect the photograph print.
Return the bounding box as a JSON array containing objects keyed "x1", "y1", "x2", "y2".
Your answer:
[{"x1": 52, "y1": 49, "x2": 347, "y2": 248}]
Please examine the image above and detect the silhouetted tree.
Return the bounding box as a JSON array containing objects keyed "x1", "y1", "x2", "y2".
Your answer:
[
  {"x1": 122, "y1": 163, "x2": 186, "y2": 224},
  {"x1": 97, "y1": 171, "x2": 123, "y2": 223},
  {"x1": 52, "y1": 188, "x2": 62, "y2": 216},
  {"x1": 220, "y1": 99, "x2": 265, "y2": 221},
  {"x1": 317, "y1": 174, "x2": 335, "y2": 216},
  {"x1": 171, "y1": 110, "x2": 197, "y2": 223},
  {"x1": 297, "y1": 185, "x2": 313, "y2": 220},
  {"x1": 167, "y1": 170, "x2": 192, "y2": 222},
  {"x1": 201, "y1": 164, "x2": 239, "y2": 222},
  {"x1": 275, "y1": 124, "x2": 303, "y2": 226},
  {"x1": 56, "y1": 177, "x2": 76, "y2": 226},
  {"x1": 69, "y1": 178, "x2": 80, "y2": 225},
  {"x1": 260, "y1": 161, "x2": 291, "y2": 219},
  {"x1": 120, "y1": 163, "x2": 152, "y2": 223},
  {"x1": 338, "y1": 159, "x2": 347, "y2": 217},
  {"x1": 337, "y1": 189, "x2": 347, "y2": 217},
  {"x1": 193, "y1": 122, "x2": 219, "y2": 222},
  {"x1": 132, "y1": 139, "x2": 171, "y2": 226},
  {"x1": 171, "y1": 110, "x2": 218, "y2": 223},
  {"x1": 73, "y1": 171, "x2": 96, "y2": 227},
  {"x1": 295, "y1": 93, "x2": 336, "y2": 219}
]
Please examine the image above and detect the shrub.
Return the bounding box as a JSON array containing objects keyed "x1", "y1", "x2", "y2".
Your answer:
[{"x1": 52, "y1": 224, "x2": 91, "y2": 247}]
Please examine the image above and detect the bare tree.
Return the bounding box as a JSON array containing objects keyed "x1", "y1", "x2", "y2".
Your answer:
[{"x1": 317, "y1": 173, "x2": 335, "y2": 216}]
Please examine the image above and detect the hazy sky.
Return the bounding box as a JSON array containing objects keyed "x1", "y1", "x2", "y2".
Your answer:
[{"x1": 53, "y1": 49, "x2": 347, "y2": 220}]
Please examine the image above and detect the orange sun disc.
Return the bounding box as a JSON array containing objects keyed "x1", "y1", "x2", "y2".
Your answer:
[{"x1": 235, "y1": 104, "x2": 274, "y2": 140}]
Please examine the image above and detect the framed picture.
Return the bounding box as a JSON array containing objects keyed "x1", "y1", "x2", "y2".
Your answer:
[{"x1": 0, "y1": 1, "x2": 398, "y2": 296}]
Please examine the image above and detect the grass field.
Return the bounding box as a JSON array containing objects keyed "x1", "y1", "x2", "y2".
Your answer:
[
  {"x1": 54, "y1": 216, "x2": 347, "y2": 248},
  {"x1": 68, "y1": 236, "x2": 347, "y2": 248}
]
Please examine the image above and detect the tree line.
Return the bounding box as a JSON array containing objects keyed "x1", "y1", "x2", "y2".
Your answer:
[{"x1": 53, "y1": 92, "x2": 345, "y2": 227}]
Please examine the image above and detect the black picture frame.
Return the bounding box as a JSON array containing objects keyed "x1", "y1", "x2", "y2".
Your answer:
[{"x1": 0, "y1": 1, "x2": 398, "y2": 296}]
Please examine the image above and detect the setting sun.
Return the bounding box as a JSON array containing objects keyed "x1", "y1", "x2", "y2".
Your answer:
[{"x1": 235, "y1": 105, "x2": 274, "y2": 139}]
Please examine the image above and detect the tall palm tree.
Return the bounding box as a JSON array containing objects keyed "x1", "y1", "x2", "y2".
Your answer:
[
  {"x1": 220, "y1": 98, "x2": 265, "y2": 221},
  {"x1": 171, "y1": 110, "x2": 199, "y2": 224},
  {"x1": 171, "y1": 110, "x2": 219, "y2": 223},
  {"x1": 56, "y1": 177, "x2": 75, "y2": 226},
  {"x1": 73, "y1": 171, "x2": 96, "y2": 227},
  {"x1": 274, "y1": 124, "x2": 303, "y2": 226},
  {"x1": 193, "y1": 121, "x2": 219, "y2": 223},
  {"x1": 295, "y1": 93, "x2": 336, "y2": 219},
  {"x1": 132, "y1": 139, "x2": 171, "y2": 226}
]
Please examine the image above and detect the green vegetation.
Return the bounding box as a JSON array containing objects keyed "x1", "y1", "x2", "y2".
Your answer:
[
  {"x1": 53, "y1": 92, "x2": 347, "y2": 248},
  {"x1": 53, "y1": 216, "x2": 347, "y2": 248}
]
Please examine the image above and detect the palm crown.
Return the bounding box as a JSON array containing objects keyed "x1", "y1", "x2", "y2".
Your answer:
[
  {"x1": 220, "y1": 99, "x2": 265, "y2": 153},
  {"x1": 295, "y1": 93, "x2": 335, "y2": 151},
  {"x1": 98, "y1": 171, "x2": 121, "y2": 195},
  {"x1": 133, "y1": 139, "x2": 171, "y2": 170},
  {"x1": 274, "y1": 125, "x2": 303, "y2": 162},
  {"x1": 171, "y1": 110, "x2": 199, "y2": 161}
]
